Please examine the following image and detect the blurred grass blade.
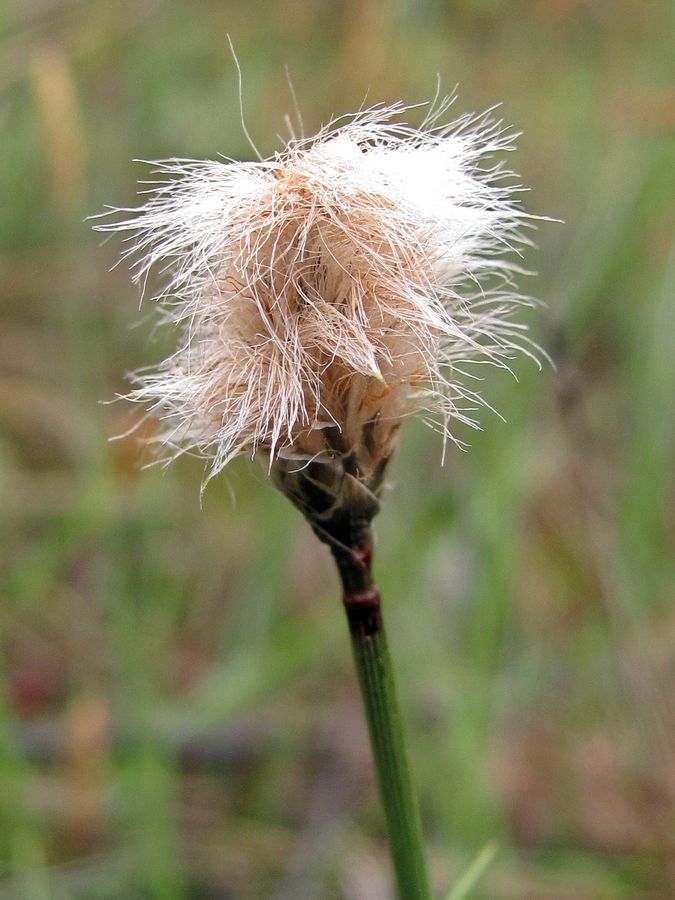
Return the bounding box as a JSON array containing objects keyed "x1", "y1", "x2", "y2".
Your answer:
[{"x1": 446, "y1": 841, "x2": 498, "y2": 900}]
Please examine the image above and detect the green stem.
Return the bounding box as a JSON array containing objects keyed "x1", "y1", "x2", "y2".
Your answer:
[
  {"x1": 335, "y1": 549, "x2": 432, "y2": 899},
  {"x1": 273, "y1": 453, "x2": 431, "y2": 896}
]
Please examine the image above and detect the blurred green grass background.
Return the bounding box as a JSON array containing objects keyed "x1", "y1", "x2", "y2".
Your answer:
[{"x1": 1, "y1": 0, "x2": 674, "y2": 897}]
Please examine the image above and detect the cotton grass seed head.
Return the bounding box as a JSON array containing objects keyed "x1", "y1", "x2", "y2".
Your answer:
[{"x1": 98, "y1": 99, "x2": 541, "y2": 500}]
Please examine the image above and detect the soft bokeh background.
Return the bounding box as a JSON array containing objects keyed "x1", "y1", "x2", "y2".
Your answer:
[{"x1": 1, "y1": 1, "x2": 674, "y2": 897}]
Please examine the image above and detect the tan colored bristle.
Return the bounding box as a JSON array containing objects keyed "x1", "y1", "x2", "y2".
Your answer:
[{"x1": 95, "y1": 98, "x2": 542, "y2": 482}]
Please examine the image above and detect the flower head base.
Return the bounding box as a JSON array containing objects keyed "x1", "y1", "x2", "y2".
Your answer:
[{"x1": 98, "y1": 100, "x2": 539, "y2": 514}]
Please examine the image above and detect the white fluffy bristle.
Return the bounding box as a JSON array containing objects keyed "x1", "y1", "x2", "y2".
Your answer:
[{"x1": 96, "y1": 99, "x2": 541, "y2": 479}]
